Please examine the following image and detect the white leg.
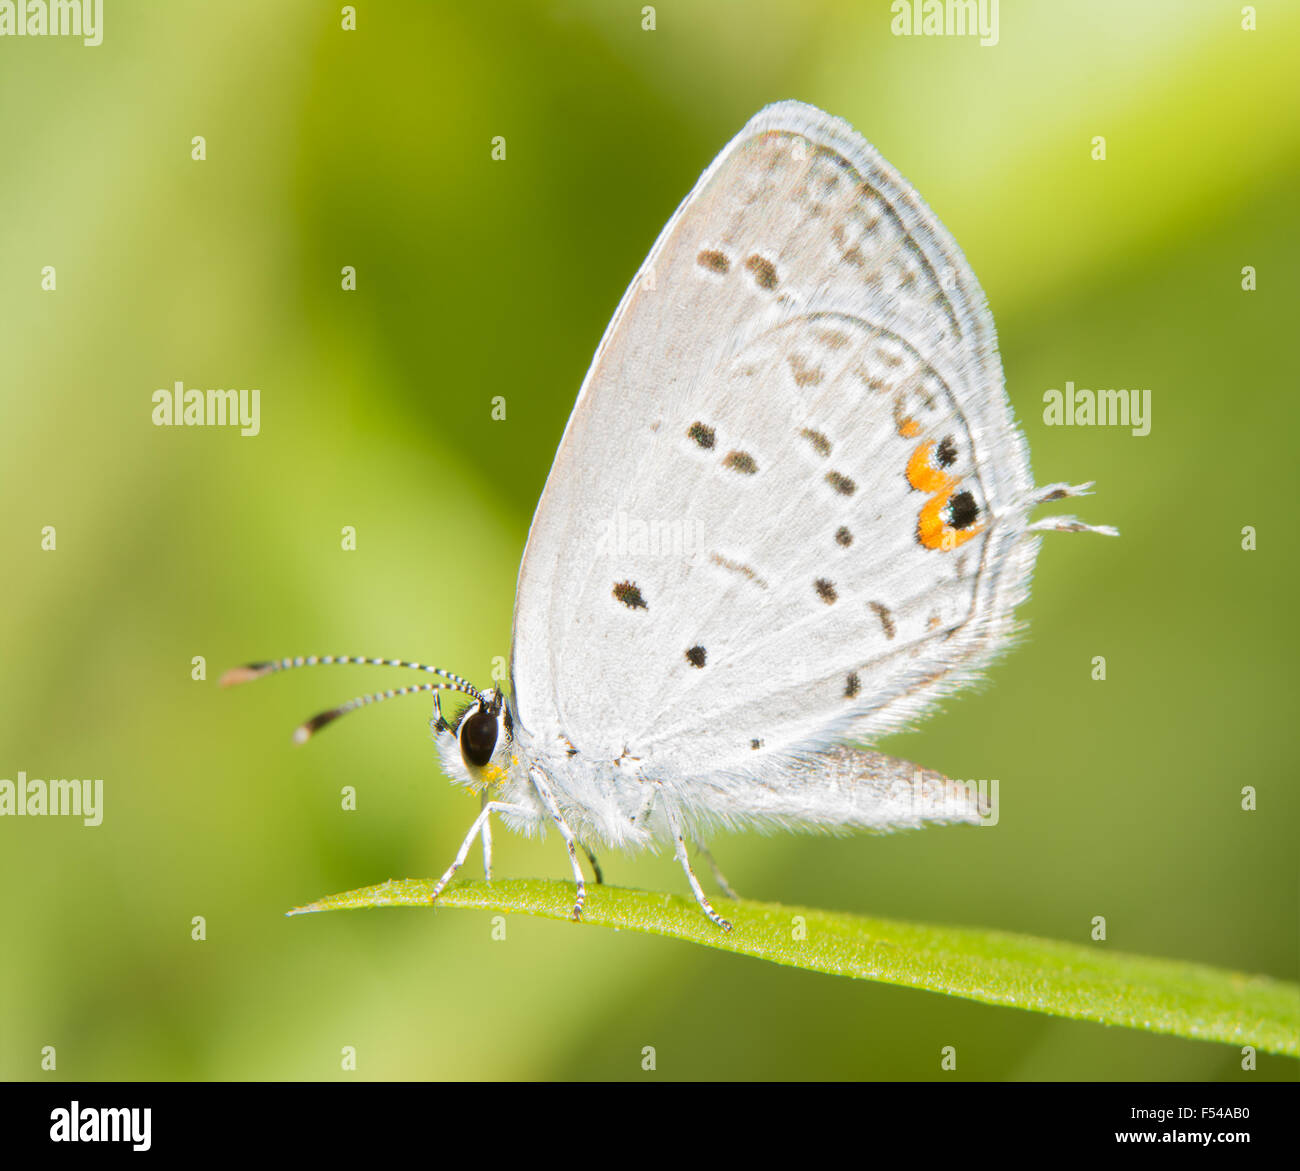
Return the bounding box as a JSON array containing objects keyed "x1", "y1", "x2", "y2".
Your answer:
[
  {"x1": 693, "y1": 840, "x2": 740, "y2": 900},
  {"x1": 529, "y1": 767, "x2": 587, "y2": 920},
  {"x1": 428, "y1": 802, "x2": 531, "y2": 903},
  {"x1": 663, "y1": 800, "x2": 731, "y2": 931},
  {"x1": 479, "y1": 790, "x2": 493, "y2": 882}
]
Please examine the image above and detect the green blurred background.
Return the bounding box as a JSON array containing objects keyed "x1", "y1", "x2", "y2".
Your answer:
[{"x1": 2, "y1": 0, "x2": 1296, "y2": 1080}]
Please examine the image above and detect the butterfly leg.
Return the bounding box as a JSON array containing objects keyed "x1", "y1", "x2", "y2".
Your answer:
[
  {"x1": 428, "y1": 801, "x2": 533, "y2": 903},
  {"x1": 581, "y1": 845, "x2": 605, "y2": 885},
  {"x1": 693, "y1": 840, "x2": 740, "y2": 900},
  {"x1": 663, "y1": 802, "x2": 731, "y2": 931},
  {"x1": 529, "y1": 767, "x2": 587, "y2": 920},
  {"x1": 480, "y1": 791, "x2": 494, "y2": 882}
]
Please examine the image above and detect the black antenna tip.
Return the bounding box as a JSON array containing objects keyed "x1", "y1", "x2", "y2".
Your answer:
[
  {"x1": 293, "y1": 708, "x2": 345, "y2": 744},
  {"x1": 220, "y1": 662, "x2": 274, "y2": 688}
]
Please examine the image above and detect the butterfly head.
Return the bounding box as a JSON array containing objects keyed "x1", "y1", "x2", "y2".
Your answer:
[
  {"x1": 219, "y1": 654, "x2": 522, "y2": 793},
  {"x1": 433, "y1": 686, "x2": 517, "y2": 793}
]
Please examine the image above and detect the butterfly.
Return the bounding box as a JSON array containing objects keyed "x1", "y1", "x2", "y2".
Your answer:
[{"x1": 224, "y1": 101, "x2": 1115, "y2": 930}]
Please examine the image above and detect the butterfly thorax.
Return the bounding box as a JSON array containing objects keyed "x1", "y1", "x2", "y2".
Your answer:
[{"x1": 434, "y1": 689, "x2": 662, "y2": 851}]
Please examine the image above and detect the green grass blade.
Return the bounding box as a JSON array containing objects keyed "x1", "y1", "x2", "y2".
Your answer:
[{"x1": 289, "y1": 878, "x2": 1299, "y2": 1057}]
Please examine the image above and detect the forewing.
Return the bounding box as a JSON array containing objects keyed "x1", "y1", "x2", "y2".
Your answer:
[{"x1": 511, "y1": 101, "x2": 1037, "y2": 774}]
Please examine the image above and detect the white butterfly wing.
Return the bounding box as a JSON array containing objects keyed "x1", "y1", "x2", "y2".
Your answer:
[{"x1": 511, "y1": 101, "x2": 1037, "y2": 781}]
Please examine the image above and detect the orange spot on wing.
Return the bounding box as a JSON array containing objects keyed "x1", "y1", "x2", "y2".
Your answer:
[
  {"x1": 906, "y1": 440, "x2": 958, "y2": 494},
  {"x1": 899, "y1": 418, "x2": 922, "y2": 439},
  {"x1": 918, "y1": 491, "x2": 985, "y2": 550},
  {"x1": 905, "y1": 438, "x2": 984, "y2": 552}
]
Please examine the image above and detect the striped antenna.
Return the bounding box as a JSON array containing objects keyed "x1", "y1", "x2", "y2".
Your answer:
[
  {"x1": 292, "y1": 681, "x2": 472, "y2": 744},
  {"x1": 220, "y1": 654, "x2": 483, "y2": 700},
  {"x1": 219, "y1": 654, "x2": 484, "y2": 743}
]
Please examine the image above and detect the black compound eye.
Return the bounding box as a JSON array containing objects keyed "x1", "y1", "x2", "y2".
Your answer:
[{"x1": 460, "y1": 709, "x2": 498, "y2": 768}]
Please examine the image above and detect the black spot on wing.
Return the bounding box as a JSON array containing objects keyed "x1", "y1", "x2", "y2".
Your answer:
[
  {"x1": 696, "y1": 249, "x2": 730, "y2": 274},
  {"x1": 948, "y1": 490, "x2": 979, "y2": 530},
  {"x1": 869, "y1": 601, "x2": 897, "y2": 640},
  {"x1": 613, "y1": 581, "x2": 647, "y2": 610},
  {"x1": 685, "y1": 645, "x2": 707, "y2": 668},
  {"x1": 825, "y1": 471, "x2": 856, "y2": 496},
  {"x1": 745, "y1": 254, "x2": 778, "y2": 290},
  {"x1": 835, "y1": 525, "x2": 853, "y2": 547},
  {"x1": 815, "y1": 578, "x2": 837, "y2": 604},
  {"x1": 800, "y1": 428, "x2": 831, "y2": 456},
  {"x1": 723, "y1": 450, "x2": 758, "y2": 475},
  {"x1": 688, "y1": 421, "x2": 716, "y2": 449}
]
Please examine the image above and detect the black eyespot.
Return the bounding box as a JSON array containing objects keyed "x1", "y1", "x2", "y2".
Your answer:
[
  {"x1": 948, "y1": 490, "x2": 979, "y2": 530},
  {"x1": 936, "y1": 435, "x2": 958, "y2": 468},
  {"x1": 460, "y1": 708, "x2": 498, "y2": 768}
]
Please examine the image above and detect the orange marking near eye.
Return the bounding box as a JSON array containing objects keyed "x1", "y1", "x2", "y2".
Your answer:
[
  {"x1": 906, "y1": 440, "x2": 958, "y2": 494},
  {"x1": 898, "y1": 418, "x2": 922, "y2": 439},
  {"x1": 918, "y1": 491, "x2": 985, "y2": 550}
]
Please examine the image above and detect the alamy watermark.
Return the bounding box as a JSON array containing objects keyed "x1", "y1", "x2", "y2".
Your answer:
[
  {"x1": 1, "y1": 771, "x2": 103, "y2": 826},
  {"x1": 592, "y1": 510, "x2": 710, "y2": 559},
  {"x1": 50, "y1": 1101, "x2": 150, "y2": 1151},
  {"x1": 890, "y1": 0, "x2": 999, "y2": 47},
  {"x1": 152, "y1": 381, "x2": 261, "y2": 437},
  {"x1": 1043, "y1": 381, "x2": 1151, "y2": 436},
  {"x1": 910, "y1": 772, "x2": 999, "y2": 826},
  {"x1": 0, "y1": 0, "x2": 103, "y2": 45}
]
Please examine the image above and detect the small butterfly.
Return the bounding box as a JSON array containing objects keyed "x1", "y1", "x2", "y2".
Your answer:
[{"x1": 224, "y1": 101, "x2": 1115, "y2": 930}]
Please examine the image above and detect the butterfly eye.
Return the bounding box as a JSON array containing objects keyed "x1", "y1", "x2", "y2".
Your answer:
[{"x1": 459, "y1": 708, "x2": 498, "y2": 768}]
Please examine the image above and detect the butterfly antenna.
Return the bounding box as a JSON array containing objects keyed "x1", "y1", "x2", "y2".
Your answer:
[
  {"x1": 291, "y1": 682, "x2": 471, "y2": 744},
  {"x1": 219, "y1": 654, "x2": 484, "y2": 742},
  {"x1": 220, "y1": 654, "x2": 483, "y2": 700}
]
